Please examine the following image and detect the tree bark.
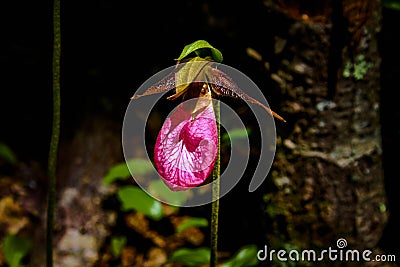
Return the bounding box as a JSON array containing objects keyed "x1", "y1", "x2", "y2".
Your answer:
[
  {"x1": 261, "y1": 0, "x2": 391, "y2": 264},
  {"x1": 52, "y1": 116, "x2": 122, "y2": 267}
]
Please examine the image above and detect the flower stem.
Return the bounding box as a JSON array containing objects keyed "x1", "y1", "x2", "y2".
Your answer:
[
  {"x1": 47, "y1": 0, "x2": 61, "y2": 266},
  {"x1": 211, "y1": 99, "x2": 220, "y2": 267}
]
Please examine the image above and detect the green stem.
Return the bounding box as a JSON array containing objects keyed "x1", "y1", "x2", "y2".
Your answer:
[
  {"x1": 210, "y1": 100, "x2": 220, "y2": 267},
  {"x1": 46, "y1": 0, "x2": 61, "y2": 266}
]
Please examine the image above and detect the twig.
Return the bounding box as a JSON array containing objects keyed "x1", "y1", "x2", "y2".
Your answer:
[
  {"x1": 210, "y1": 100, "x2": 220, "y2": 267},
  {"x1": 46, "y1": 0, "x2": 61, "y2": 266}
]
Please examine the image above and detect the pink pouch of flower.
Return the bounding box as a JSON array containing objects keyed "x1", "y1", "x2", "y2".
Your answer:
[{"x1": 154, "y1": 99, "x2": 218, "y2": 191}]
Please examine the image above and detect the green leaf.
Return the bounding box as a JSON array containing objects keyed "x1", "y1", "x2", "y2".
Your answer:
[
  {"x1": 221, "y1": 244, "x2": 259, "y2": 267},
  {"x1": 379, "y1": 203, "x2": 387, "y2": 213},
  {"x1": 384, "y1": 0, "x2": 400, "y2": 10},
  {"x1": 169, "y1": 247, "x2": 210, "y2": 267},
  {"x1": 172, "y1": 57, "x2": 210, "y2": 97},
  {"x1": 2, "y1": 234, "x2": 32, "y2": 267},
  {"x1": 176, "y1": 40, "x2": 223, "y2": 63},
  {"x1": 343, "y1": 61, "x2": 352, "y2": 78},
  {"x1": 148, "y1": 180, "x2": 187, "y2": 206},
  {"x1": 176, "y1": 217, "x2": 208, "y2": 233},
  {"x1": 111, "y1": 236, "x2": 127, "y2": 258},
  {"x1": 0, "y1": 143, "x2": 17, "y2": 165},
  {"x1": 117, "y1": 186, "x2": 163, "y2": 220},
  {"x1": 128, "y1": 158, "x2": 155, "y2": 176},
  {"x1": 103, "y1": 162, "x2": 130, "y2": 185},
  {"x1": 103, "y1": 158, "x2": 154, "y2": 185},
  {"x1": 222, "y1": 128, "x2": 251, "y2": 144}
]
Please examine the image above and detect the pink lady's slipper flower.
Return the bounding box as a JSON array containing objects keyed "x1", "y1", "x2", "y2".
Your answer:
[
  {"x1": 153, "y1": 83, "x2": 218, "y2": 190},
  {"x1": 132, "y1": 57, "x2": 285, "y2": 191}
]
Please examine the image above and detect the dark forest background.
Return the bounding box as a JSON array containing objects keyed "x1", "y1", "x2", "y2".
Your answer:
[{"x1": 0, "y1": 0, "x2": 399, "y2": 266}]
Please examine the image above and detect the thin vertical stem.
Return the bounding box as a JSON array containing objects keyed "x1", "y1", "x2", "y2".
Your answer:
[
  {"x1": 47, "y1": 0, "x2": 61, "y2": 266},
  {"x1": 210, "y1": 100, "x2": 220, "y2": 267}
]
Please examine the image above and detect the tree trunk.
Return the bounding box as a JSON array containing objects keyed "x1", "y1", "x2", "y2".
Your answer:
[
  {"x1": 52, "y1": 116, "x2": 122, "y2": 267},
  {"x1": 261, "y1": 0, "x2": 391, "y2": 265}
]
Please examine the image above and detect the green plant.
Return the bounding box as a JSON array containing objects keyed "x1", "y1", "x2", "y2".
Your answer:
[
  {"x1": 102, "y1": 158, "x2": 154, "y2": 185},
  {"x1": 1, "y1": 234, "x2": 32, "y2": 267},
  {"x1": 117, "y1": 40, "x2": 284, "y2": 266},
  {"x1": 176, "y1": 217, "x2": 208, "y2": 233},
  {"x1": 176, "y1": 40, "x2": 223, "y2": 63},
  {"x1": 117, "y1": 186, "x2": 163, "y2": 220},
  {"x1": 343, "y1": 54, "x2": 373, "y2": 80},
  {"x1": 147, "y1": 180, "x2": 187, "y2": 206},
  {"x1": 0, "y1": 143, "x2": 17, "y2": 165},
  {"x1": 168, "y1": 247, "x2": 211, "y2": 267},
  {"x1": 168, "y1": 244, "x2": 260, "y2": 267},
  {"x1": 221, "y1": 244, "x2": 259, "y2": 267},
  {"x1": 103, "y1": 157, "x2": 188, "y2": 211},
  {"x1": 384, "y1": 0, "x2": 400, "y2": 10},
  {"x1": 177, "y1": 41, "x2": 223, "y2": 267},
  {"x1": 103, "y1": 159, "x2": 213, "y2": 266},
  {"x1": 110, "y1": 236, "x2": 127, "y2": 258}
]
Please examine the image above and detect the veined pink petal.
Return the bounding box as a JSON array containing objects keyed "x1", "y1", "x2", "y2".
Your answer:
[{"x1": 154, "y1": 101, "x2": 218, "y2": 191}]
